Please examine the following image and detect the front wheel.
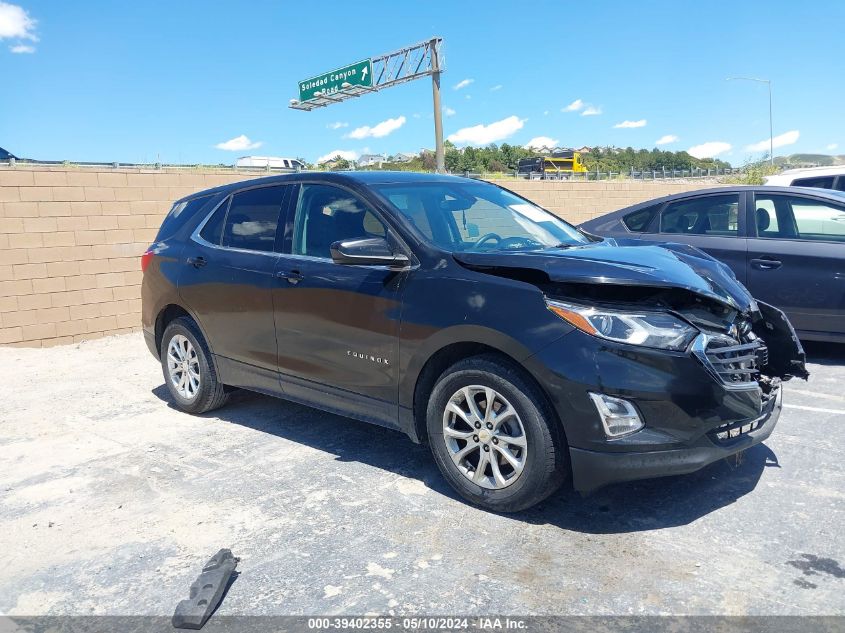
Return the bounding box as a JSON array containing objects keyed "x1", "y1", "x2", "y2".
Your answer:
[
  {"x1": 160, "y1": 317, "x2": 229, "y2": 414},
  {"x1": 426, "y1": 355, "x2": 568, "y2": 512}
]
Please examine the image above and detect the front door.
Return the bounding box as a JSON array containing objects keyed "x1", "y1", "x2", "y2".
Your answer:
[
  {"x1": 272, "y1": 183, "x2": 406, "y2": 424},
  {"x1": 179, "y1": 184, "x2": 289, "y2": 377},
  {"x1": 745, "y1": 191, "x2": 845, "y2": 337}
]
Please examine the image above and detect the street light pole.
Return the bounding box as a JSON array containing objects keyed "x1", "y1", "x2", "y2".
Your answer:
[{"x1": 727, "y1": 77, "x2": 774, "y2": 166}]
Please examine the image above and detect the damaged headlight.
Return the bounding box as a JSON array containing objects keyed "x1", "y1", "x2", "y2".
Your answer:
[{"x1": 546, "y1": 299, "x2": 698, "y2": 351}]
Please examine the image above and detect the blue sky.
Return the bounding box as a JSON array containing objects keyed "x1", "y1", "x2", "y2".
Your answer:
[{"x1": 1, "y1": 0, "x2": 843, "y2": 166}]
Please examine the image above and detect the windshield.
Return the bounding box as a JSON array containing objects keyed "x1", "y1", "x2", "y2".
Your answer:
[{"x1": 373, "y1": 180, "x2": 590, "y2": 252}]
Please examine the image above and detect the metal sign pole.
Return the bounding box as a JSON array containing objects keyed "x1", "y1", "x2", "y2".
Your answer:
[{"x1": 430, "y1": 38, "x2": 445, "y2": 173}]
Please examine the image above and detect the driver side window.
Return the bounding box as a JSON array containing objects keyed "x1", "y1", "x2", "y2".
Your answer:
[{"x1": 292, "y1": 184, "x2": 387, "y2": 259}]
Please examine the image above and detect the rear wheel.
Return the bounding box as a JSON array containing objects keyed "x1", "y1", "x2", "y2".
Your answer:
[
  {"x1": 426, "y1": 355, "x2": 568, "y2": 512},
  {"x1": 160, "y1": 317, "x2": 229, "y2": 414}
]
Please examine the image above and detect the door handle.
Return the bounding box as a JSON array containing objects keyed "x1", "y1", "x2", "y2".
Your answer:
[
  {"x1": 276, "y1": 270, "x2": 304, "y2": 284},
  {"x1": 750, "y1": 257, "x2": 782, "y2": 270},
  {"x1": 187, "y1": 256, "x2": 207, "y2": 268}
]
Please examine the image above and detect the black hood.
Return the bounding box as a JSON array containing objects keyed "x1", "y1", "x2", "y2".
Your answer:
[{"x1": 453, "y1": 239, "x2": 756, "y2": 312}]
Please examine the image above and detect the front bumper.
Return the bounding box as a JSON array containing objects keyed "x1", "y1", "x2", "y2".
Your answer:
[
  {"x1": 524, "y1": 329, "x2": 786, "y2": 493},
  {"x1": 569, "y1": 383, "x2": 782, "y2": 492}
]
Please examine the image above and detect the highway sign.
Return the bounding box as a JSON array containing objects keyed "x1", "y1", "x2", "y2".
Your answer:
[{"x1": 298, "y1": 59, "x2": 373, "y2": 102}]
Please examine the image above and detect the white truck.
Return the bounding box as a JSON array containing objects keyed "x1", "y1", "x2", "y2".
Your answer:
[{"x1": 235, "y1": 156, "x2": 305, "y2": 170}]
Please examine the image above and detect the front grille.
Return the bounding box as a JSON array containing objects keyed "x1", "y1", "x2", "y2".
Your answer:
[
  {"x1": 710, "y1": 384, "x2": 779, "y2": 442},
  {"x1": 704, "y1": 339, "x2": 765, "y2": 385}
]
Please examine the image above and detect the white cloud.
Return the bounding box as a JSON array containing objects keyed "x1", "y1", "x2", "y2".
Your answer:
[
  {"x1": 614, "y1": 119, "x2": 647, "y2": 129},
  {"x1": 346, "y1": 116, "x2": 406, "y2": 139},
  {"x1": 316, "y1": 149, "x2": 359, "y2": 164},
  {"x1": 562, "y1": 99, "x2": 584, "y2": 112},
  {"x1": 1, "y1": 1, "x2": 38, "y2": 53},
  {"x1": 524, "y1": 136, "x2": 559, "y2": 150},
  {"x1": 581, "y1": 106, "x2": 602, "y2": 116},
  {"x1": 655, "y1": 134, "x2": 679, "y2": 145},
  {"x1": 543, "y1": 110, "x2": 549, "y2": 116},
  {"x1": 688, "y1": 141, "x2": 732, "y2": 159},
  {"x1": 443, "y1": 107, "x2": 456, "y2": 117},
  {"x1": 0, "y1": 1, "x2": 36, "y2": 38},
  {"x1": 454, "y1": 78, "x2": 474, "y2": 90},
  {"x1": 745, "y1": 129, "x2": 800, "y2": 152},
  {"x1": 827, "y1": 143, "x2": 839, "y2": 151},
  {"x1": 327, "y1": 121, "x2": 348, "y2": 130},
  {"x1": 447, "y1": 115, "x2": 525, "y2": 145},
  {"x1": 490, "y1": 84, "x2": 503, "y2": 92},
  {"x1": 215, "y1": 134, "x2": 263, "y2": 151}
]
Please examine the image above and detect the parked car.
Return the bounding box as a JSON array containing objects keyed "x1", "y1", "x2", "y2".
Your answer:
[
  {"x1": 580, "y1": 186, "x2": 845, "y2": 343},
  {"x1": 763, "y1": 166, "x2": 845, "y2": 191},
  {"x1": 142, "y1": 173, "x2": 806, "y2": 511}
]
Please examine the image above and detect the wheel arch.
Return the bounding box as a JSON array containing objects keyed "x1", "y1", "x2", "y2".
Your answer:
[{"x1": 408, "y1": 333, "x2": 562, "y2": 447}]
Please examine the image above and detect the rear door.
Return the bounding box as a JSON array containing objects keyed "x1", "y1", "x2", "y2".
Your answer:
[
  {"x1": 632, "y1": 192, "x2": 748, "y2": 283},
  {"x1": 745, "y1": 191, "x2": 845, "y2": 337},
  {"x1": 179, "y1": 184, "x2": 290, "y2": 376}
]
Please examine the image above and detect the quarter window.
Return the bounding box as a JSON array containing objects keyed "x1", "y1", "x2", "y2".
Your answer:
[
  {"x1": 292, "y1": 184, "x2": 388, "y2": 259},
  {"x1": 622, "y1": 205, "x2": 659, "y2": 232},
  {"x1": 660, "y1": 194, "x2": 739, "y2": 236},
  {"x1": 158, "y1": 195, "x2": 213, "y2": 240},
  {"x1": 199, "y1": 197, "x2": 230, "y2": 245},
  {"x1": 221, "y1": 186, "x2": 287, "y2": 252}
]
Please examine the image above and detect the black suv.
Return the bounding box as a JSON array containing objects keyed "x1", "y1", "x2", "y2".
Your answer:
[{"x1": 142, "y1": 172, "x2": 807, "y2": 512}]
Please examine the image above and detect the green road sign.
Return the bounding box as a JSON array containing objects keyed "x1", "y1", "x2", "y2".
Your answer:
[{"x1": 298, "y1": 59, "x2": 373, "y2": 102}]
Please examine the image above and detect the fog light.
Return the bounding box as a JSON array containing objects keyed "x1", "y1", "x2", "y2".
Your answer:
[
  {"x1": 588, "y1": 393, "x2": 644, "y2": 438},
  {"x1": 716, "y1": 430, "x2": 729, "y2": 440}
]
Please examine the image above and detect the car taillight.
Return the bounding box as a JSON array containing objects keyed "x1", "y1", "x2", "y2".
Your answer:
[{"x1": 141, "y1": 249, "x2": 154, "y2": 273}]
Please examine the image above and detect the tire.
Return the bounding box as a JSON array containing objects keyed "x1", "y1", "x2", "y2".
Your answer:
[
  {"x1": 426, "y1": 355, "x2": 568, "y2": 512},
  {"x1": 160, "y1": 317, "x2": 229, "y2": 414}
]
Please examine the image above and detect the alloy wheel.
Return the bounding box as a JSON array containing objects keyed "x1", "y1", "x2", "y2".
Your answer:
[
  {"x1": 442, "y1": 385, "x2": 528, "y2": 489},
  {"x1": 167, "y1": 334, "x2": 201, "y2": 400}
]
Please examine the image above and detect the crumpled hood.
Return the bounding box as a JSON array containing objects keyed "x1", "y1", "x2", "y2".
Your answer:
[{"x1": 453, "y1": 238, "x2": 756, "y2": 312}]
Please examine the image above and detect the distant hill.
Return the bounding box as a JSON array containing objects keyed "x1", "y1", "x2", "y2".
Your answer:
[{"x1": 774, "y1": 153, "x2": 845, "y2": 167}]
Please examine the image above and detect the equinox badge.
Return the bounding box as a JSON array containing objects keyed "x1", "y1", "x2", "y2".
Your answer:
[{"x1": 347, "y1": 350, "x2": 389, "y2": 365}]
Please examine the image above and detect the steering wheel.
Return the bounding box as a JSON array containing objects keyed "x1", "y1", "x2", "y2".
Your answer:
[{"x1": 470, "y1": 232, "x2": 502, "y2": 249}]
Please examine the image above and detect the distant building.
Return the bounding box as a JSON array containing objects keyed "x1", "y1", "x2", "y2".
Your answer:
[
  {"x1": 390, "y1": 152, "x2": 416, "y2": 163},
  {"x1": 358, "y1": 154, "x2": 386, "y2": 167},
  {"x1": 575, "y1": 146, "x2": 592, "y2": 154}
]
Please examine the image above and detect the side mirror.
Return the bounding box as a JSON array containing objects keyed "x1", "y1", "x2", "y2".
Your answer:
[{"x1": 330, "y1": 237, "x2": 410, "y2": 268}]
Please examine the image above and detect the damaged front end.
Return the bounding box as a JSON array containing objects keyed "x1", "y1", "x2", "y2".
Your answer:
[{"x1": 453, "y1": 241, "x2": 809, "y2": 384}]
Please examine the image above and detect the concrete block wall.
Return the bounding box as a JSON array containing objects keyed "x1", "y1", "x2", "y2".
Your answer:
[
  {"x1": 0, "y1": 166, "x2": 720, "y2": 347},
  {"x1": 0, "y1": 166, "x2": 272, "y2": 347}
]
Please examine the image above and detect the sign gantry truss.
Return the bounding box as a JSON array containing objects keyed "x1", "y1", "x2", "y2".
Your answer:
[{"x1": 289, "y1": 37, "x2": 444, "y2": 111}]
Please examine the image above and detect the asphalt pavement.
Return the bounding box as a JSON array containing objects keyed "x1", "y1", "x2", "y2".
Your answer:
[{"x1": 0, "y1": 334, "x2": 843, "y2": 616}]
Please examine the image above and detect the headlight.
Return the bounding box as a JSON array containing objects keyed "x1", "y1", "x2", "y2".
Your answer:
[{"x1": 546, "y1": 299, "x2": 698, "y2": 351}]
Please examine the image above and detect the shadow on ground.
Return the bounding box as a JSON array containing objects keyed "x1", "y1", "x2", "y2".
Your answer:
[
  {"x1": 153, "y1": 384, "x2": 779, "y2": 535},
  {"x1": 802, "y1": 341, "x2": 845, "y2": 366}
]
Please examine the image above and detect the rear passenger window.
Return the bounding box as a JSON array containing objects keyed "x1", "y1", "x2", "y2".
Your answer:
[
  {"x1": 622, "y1": 205, "x2": 658, "y2": 232},
  {"x1": 222, "y1": 186, "x2": 287, "y2": 252},
  {"x1": 199, "y1": 197, "x2": 230, "y2": 245},
  {"x1": 792, "y1": 176, "x2": 835, "y2": 190},
  {"x1": 660, "y1": 194, "x2": 739, "y2": 236},
  {"x1": 835, "y1": 177, "x2": 845, "y2": 192}
]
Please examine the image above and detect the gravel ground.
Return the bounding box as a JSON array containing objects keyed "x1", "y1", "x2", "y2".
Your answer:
[{"x1": 0, "y1": 333, "x2": 843, "y2": 616}]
